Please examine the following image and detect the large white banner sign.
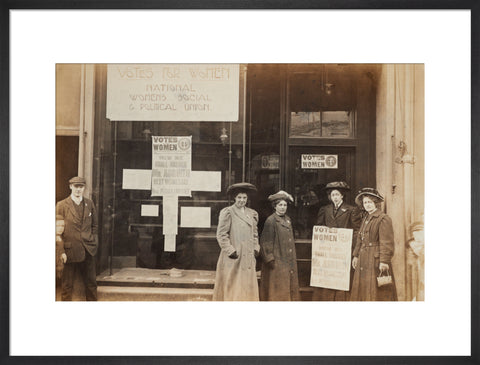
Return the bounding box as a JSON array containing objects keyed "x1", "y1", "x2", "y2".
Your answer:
[
  {"x1": 106, "y1": 64, "x2": 240, "y2": 121},
  {"x1": 310, "y1": 225, "x2": 353, "y2": 291}
]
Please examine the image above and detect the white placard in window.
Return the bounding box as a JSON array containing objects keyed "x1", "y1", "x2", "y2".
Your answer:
[
  {"x1": 301, "y1": 154, "x2": 338, "y2": 169},
  {"x1": 141, "y1": 205, "x2": 159, "y2": 217},
  {"x1": 162, "y1": 195, "x2": 178, "y2": 235},
  {"x1": 190, "y1": 171, "x2": 221, "y2": 192},
  {"x1": 122, "y1": 169, "x2": 152, "y2": 190},
  {"x1": 181, "y1": 207, "x2": 211, "y2": 228}
]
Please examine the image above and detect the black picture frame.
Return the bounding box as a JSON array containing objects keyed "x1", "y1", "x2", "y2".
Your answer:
[{"x1": 1, "y1": 1, "x2": 479, "y2": 364}]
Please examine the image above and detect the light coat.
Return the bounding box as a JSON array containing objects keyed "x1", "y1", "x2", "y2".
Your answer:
[
  {"x1": 259, "y1": 213, "x2": 300, "y2": 301},
  {"x1": 56, "y1": 197, "x2": 98, "y2": 262},
  {"x1": 212, "y1": 205, "x2": 260, "y2": 301},
  {"x1": 350, "y1": 209, "x2": 397, "y2": 301}
]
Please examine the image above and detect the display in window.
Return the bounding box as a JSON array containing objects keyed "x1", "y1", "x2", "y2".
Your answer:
[
  {"x1": 151, "y1": 136, "x2": 192, "y2": 197},
  {"x1": 141, "y1": 204, "x2": 159, "y2": 217},
  {"x1": 290, "y1": 112, "x2": 321, "y2": 137},
  {"x1": 190, "y1": 171, "x2": 221, "y2": 191},
  {"x1": 321, "y1": 111, "x2": 352, "y2": 137},
  {"x1": 261, "y1": 154, "x2": 280, "y2": 170},
  {"x1": 289, "y1": 111, "x2": 353, "y2": 138},
  {"x1": 301, "y1": 154, "x2": 338, "y2": 169},
  {"x1": 119, "y1": 134, "x2": 229, "y2": 255},
  {"x1": 122, "y1": 169, "x2": 152, "y2": 190},
  {"x1": 180, "y1": 207, "x2": 211, "y2": 228}
]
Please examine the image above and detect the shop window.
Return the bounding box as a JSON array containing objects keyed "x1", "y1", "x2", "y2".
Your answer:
[
  {"x1": 288, "y1": 68, "x2": 356, "y2": 139},
  {"x1": 289, "y1": 110, "x2": 353, "y2": 138},
  {"x1": 108, "y1": 119, "x2": 246, "y2": 270},
  {"x1": 246, "y1": 65, "x2": 282, "y2": 230}
]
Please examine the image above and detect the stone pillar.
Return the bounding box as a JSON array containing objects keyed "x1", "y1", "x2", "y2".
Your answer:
[
  {"x1": 376, "y1": 64, "x2": 425, "y2": 301},
  {"x1": 78, "y1": 64, "x2": 96, "y2": 199}
]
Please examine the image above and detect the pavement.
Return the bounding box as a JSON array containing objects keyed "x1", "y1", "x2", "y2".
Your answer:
[
  {"x1": 97, "y1": 268, "x2": 216, "y2": 301},
  {"x1": 56, "y1": 268, "x2": 218, "y2": 301}
]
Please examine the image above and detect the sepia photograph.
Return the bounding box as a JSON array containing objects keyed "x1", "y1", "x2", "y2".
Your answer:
[{"x1": 55, "y1": 63, "x2": 425, "y2": 302}]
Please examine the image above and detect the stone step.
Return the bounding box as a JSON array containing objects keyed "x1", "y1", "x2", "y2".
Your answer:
[
  {"x1": 95, "y1": 267, "x2": 314, "y2": 301},
  {"x1": 97, "y1": 267, "x2": 216, "y2": 289},
  {"x1": 98, "y1": 286, "x2": 213, "y2": 301}
]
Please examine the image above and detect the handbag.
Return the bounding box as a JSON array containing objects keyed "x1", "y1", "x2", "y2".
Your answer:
[{"x1": 377, "y1": 269, "x2": 393, "y2": 287}]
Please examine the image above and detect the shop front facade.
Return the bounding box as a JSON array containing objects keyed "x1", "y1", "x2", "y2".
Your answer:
[{"x1": 56, "y1": 63, "x2": 424, "y2": 301}]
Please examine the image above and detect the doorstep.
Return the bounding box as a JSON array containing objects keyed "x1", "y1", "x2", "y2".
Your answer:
[
  {"x1": 95, "y1": 268, "x2": 313, "y2": 301},
  {"x1": 96, "y1": 268, "x2": 217, "y2": 301},
  {"x1": 97, "y1": 267, "x2": 216, "y2": 288},
  {"x1": 98, "y1": 286, "x2": 214, "y2": 301}
]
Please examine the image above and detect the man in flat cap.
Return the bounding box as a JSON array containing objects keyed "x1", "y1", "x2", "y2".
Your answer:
[{"x1": 56, "y1": 176, "x2": 98, "y2": 301}]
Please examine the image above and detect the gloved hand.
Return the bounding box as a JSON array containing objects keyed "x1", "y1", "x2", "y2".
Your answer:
[
  {"x1": 267, "y1": 260, "x2": 275, "y2": 269},
  {"x1": 379, "y1": 262, "x2": 389, "y2": 273},
  {"x1": 229, "y1": 251, "x2": 239, "y2": 259}
]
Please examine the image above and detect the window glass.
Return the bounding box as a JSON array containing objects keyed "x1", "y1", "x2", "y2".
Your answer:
[
  {"x1": 322, "y1": 111, "x2": 352, "y2": 137},
  {"x1": 288, "y1": 70, "x2": 354, "y2": 138},
  {"x1": 290, "y1": 112, "x2": 321, "y2": 137},
  {"x1": 247, "y1": 65, "x2": 281, "y2": 230},
  {"x1": 110, "y1": 120, "x2": 244, "y2": 269}
]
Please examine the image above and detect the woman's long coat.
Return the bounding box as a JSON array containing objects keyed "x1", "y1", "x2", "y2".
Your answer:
[
  {"x1": 313, "y1": 202, "x2": 361, "y2": 301},
  {"x1": 350, "y1": 209, "x2": 397, "y2": 301},
  {"x1": 212, "y1": 205, "x2": 260, "y2": 301},
  {"x1": 259, "y1": 213, "x2": 300, "y2": 301}
]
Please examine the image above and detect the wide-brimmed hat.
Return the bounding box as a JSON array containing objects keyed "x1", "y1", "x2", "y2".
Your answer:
[
  {"x1": 268, "y1": 190, "x2": 294, "y2": 203},
  {"x1": 227, "y1": 182, "x2": 257, "y2": 196},
  {"x1": 325, "y1": 181, "x2": 350, "y2": 194},
  {"x1": 69, "y1": 176, "x2": 86, "y2": 185},
  {"x1": 355, "y1": 187, "x2": 384, "y2": 206},
  {"x1": 407, "y1": 221, "x2": 424, "y2": 242},
  {"x1": 409, "y1": 221, "x2": 424, "y2": 235}
]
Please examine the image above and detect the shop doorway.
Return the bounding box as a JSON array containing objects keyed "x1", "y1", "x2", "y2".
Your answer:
[{"x1": 287, "y1": 146, "x2": 355, "y2": 238}]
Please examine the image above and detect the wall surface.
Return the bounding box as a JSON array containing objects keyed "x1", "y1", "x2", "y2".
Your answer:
[
  {"x1": 376, "y1": 64, "x2": 425, "y2": 301},
  {"x1": 56, "y1": 64, "x2": 81, "y2": 135}
]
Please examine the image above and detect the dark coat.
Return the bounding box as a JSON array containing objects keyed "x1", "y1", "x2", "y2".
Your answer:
[
  {"x1": 55, "y1": 236, "x2": 65, "y2": 279},
  {"x1": 259, "y1": 213, "x2": 300, "y2": 301},
  {"x1": 212, "y1": 205, "x2": 260, "y2": 301},
  {"x1": 56, "y1": 197, "x2": 98, "y2": 263},
  {"x1": 350, "y1": 209, "x2": 397, "y2": 301},
  {"x1": 316, "y1": 202, "x2": 362, "y2": 234},
  {"x1": 312, "y1": 202, "x2": 361, "y2": 301}
]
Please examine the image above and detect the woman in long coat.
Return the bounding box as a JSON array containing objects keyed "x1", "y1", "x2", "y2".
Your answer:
[
  {"x1": 212, "y1": 183, "x2": 260, "y2": 301},
  {"x1": 259, "y1": 191, "x2": 300, "y2": 301},
  {"x1": 312, "y1": 181, "x2": 361, "y2": 301},
  {"x1": 350, "y1": 188, "x2": 397, "y2": 301}
]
